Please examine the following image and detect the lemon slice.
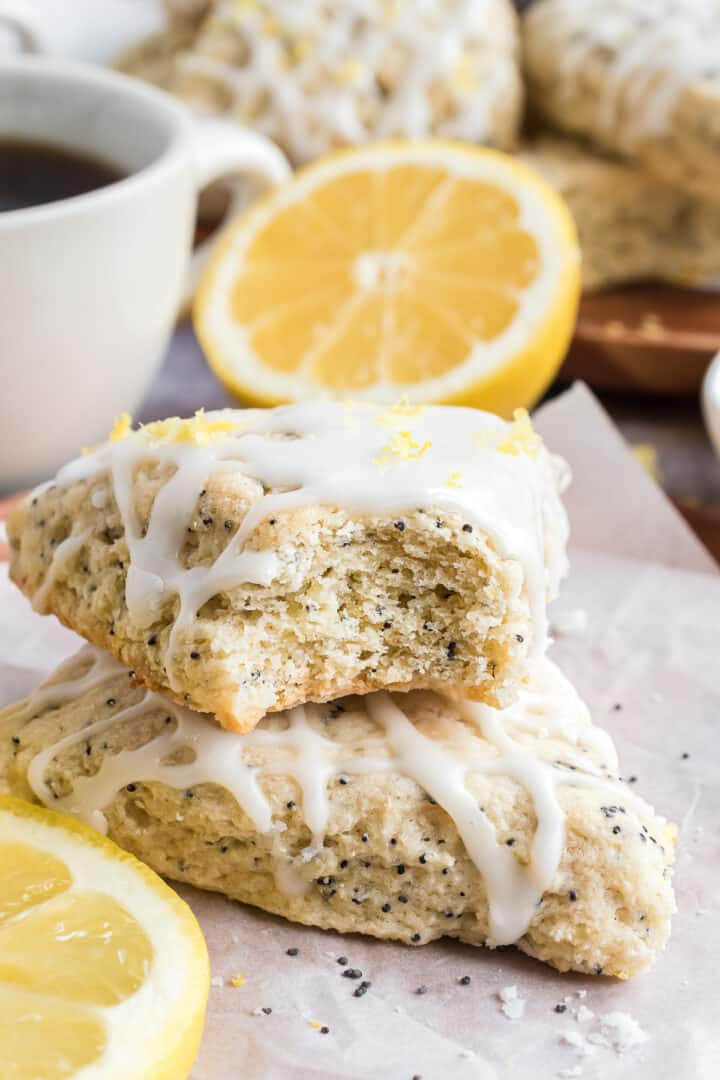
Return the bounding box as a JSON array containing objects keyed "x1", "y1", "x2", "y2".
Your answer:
[
  {"x1": 195, "y1": 141, "x2": 580, "y2": 415},
  {"x1": 0, "y1": 796, "x2": 209, "y2": 1080}
]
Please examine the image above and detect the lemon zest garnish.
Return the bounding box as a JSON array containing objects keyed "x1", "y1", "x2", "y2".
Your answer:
[
  {"x1": 374, "y1": 430, "x2": 432, "y2": 467},
  {"x1": 309, "y1": 1020, "x2": 322, "y2": 1030},
  {"x1": 140, "y1": 409, "x2": 238, "y2": 446},
  {"x1": 663, "y1": 822, "x2": 678, "y2": 846},
  {"x1": 495, "y1": 408, "x2": 543, "y2": 460},
  {"x1": 109, "y1": 412, "x2": 133, "y2": 442},
  {"x1": 631, "y1": 443, "x2": 662, "y2": 484},
  {"x1": 378, "y1": 399, "x2": 426, "y2": 428},
  {"x1": 447, "y1": 470, "x2": 463, "y2": 488},
  {"x1": 451, "y1": 54, "x2": 477, "y2": 93},
  {"x1": 229, "y1": 973, "x2": 246, "y2": 988}
]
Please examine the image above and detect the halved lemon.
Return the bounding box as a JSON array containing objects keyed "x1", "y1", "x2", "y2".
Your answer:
[
  {"x1": 195, "y1": 141, "x2": 580, "y2": 415},
  {"x1": 0, "y1": 796, "x2": 209, "y2": 1080}
]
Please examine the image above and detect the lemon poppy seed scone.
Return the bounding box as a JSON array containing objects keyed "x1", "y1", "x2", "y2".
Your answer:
[
  {"x1": 523, "y1": 0, "x2": 720, "y2": 203},
  {"x1": 121, "y1": 0, "x2": 523, "y2": 166},
  {"x1": 521, "y1": 134, "x2": 720, "y2": 291},
  {"x1": 7, "y1": 403, "x2": 569, "y2": 733},
  {"x1": 0, "y1": 646, "x2": 676, "y2": 978}
]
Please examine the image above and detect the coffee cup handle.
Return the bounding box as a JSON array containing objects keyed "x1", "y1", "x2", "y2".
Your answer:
[
  {"x1": 0, "y1": 7, "x2": 44, "y2": 53},
  {"x1": 185, "y1": 118, "x2": 291, "y2": 311}
]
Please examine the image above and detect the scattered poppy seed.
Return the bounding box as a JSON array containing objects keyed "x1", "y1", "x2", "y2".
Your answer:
[
  {"x1": 515, "y1": 633, "x2": 524, "y2": 643},
  {"x1": 628, "y1": 775, "x2": 638, "y2": 783},
  {"x1": 147, "y1": 635, "x2": 157, "y2": 646},
  {"x1": 447, "y1": 641, "x2": 457, "y2": 659},
  {"x1": 397, "y1": 864, "x2": 406, "y2": 875},
  {"x1": 342, "y1": 968, "x2": 362, "y2": 979},
  {"x1": 462, "y1": 523, "x2": 473, "y2": 533},
  {"x1": 340, "y1": 859, "x2": 348, "y2": 869},
  {"x1": 286, "y1": 801, "x2": 296, "y2": 810},
  {"x1": 362, "y1": 833, "x2": 369, "y2": 842},
  {"x1": 612, "y1": 825, "x2": 621, "y2": 834},
  {"x1": 190, "y1": 650, "x2": 201, "y2": 660},
  {"x1": 106, "y1": 698, "x2": 116, "y2": 707},
  {"x1": 261, "y1": 1007, "x2": 272, "y2": 1015},
  {"x1": 568, "y1": 890, "x2": 577, "y2": 902},
  {"x1": 411, "y1": 933, "x2": 421, "y2": 942},
  {"x1": 286, "y1": 947, "x2": 299, "y2": 956},
  {"x1": 554, "y1": 1003, "x2": 567, "y2": 1014},
  {"x1": 338, "y1": 776, "x2": 348, "y2": 785},
  {"x1": 416, "y1": 985, "x2": 428, "y2": 995},
  {"x1": 505, "y1": 838, "x2": 516, "y2": 847},
  {"x1": 337, "y1": 956, "x2": 348, "y2": 966},
  {"x1": 459, "y1": 975, "x2": 471, "y2": 986},
  {"x1": 594, "y1": 966, "x2": 604, "y2": 975},
  {"x1": 613, "y1": 703, "x2": 622, "y2": 711},
  {"x1": 394, "y1": 520, "x2": 406, "y2": 531},
  {"x1": 681, "y1": 752, "x2": 690, "y2": 759},
  {"x1": 419, "y1": 854, "x2": 427, "y2": 864},
  {"x1": 390, "y1": 838, "x2": 397, "y2": 846},
  {"x1": 398, "y1": 895, "x2": 408, "y2": 903},
  {"x1": 353, "y1": 984, "x2": 368, "y2": 998},
  {"x1": 126, "y1": 783, "x2": 136, "y2": 792},
  {"x1": 320, "y1": 1026, "x2": 330, "y2": 1034}
]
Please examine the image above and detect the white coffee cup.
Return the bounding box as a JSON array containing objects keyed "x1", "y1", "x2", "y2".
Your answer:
[
  {"x1": 0, "y1": 58, "x2": 290, "y2": 493},
  {"x1": 701, "y1": 352, "x2": 720, "y2": 461}
]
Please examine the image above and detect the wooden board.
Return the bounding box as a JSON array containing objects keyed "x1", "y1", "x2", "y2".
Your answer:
[{"x1": 561, "y1": 284, "x2": 720, "y2": 395}]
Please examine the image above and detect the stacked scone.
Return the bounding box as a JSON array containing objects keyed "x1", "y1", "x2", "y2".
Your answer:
[
  {"x1": 1, "y1": 402, "x2": 675, "y2": 977},
  {"x1": 521, "y1": 0, "x2": 720, "y2": 290},
  {"x1": 119, "y1": 0, "x2": 523, "y2": 166},
  {"x1": 119, "y1": 0, "x2": 720, "y2": 292}
]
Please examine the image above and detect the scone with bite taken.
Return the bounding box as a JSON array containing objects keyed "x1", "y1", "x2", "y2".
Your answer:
[
  {"x1": 7, "y1": 402, "x2": 569, "y2": 733},
  {"x1": 0, "y1": 646, "x2": 675, "y2": 979}
]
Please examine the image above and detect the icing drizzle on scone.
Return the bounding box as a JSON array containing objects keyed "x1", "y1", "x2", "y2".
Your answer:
[
  {"x1": 527, "y1": 0, "x2": 720, "y2": 146},
  {"x1": 30, "y1": 402, "x2": 569, "y2": 688},
  {"x1": 173, "y1": 0, "x2": 520, "y2": 164},
  {"x1": 24, "y1": 646, "x2": 621, "y2": 947}
]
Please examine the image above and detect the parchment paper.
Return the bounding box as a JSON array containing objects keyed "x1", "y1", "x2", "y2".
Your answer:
[{"x1": 1, "y1": 384, "x2": 718, "y2": 1079}]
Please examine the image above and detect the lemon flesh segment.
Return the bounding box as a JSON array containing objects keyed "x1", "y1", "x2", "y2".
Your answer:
[
  {"x1": 0, "y1": 886, "x2": 153, "y2": 1005},
  {"x1": 195, "y1": 142, "x2": 580, "y2": 413},
  {"x1": 0, "y1": 983, "x2": 107, "y2": 1080},
  {"x1": 0, "y1": 797, "x2": 210, "y2": 1080},
  {"x1": 0, "y1": 842, "x2": 72, "y2": 923}
]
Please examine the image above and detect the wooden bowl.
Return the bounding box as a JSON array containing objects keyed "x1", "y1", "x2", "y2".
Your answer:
[{"x1": 561, "y1": 284, "x2": 720, "y2": 396}]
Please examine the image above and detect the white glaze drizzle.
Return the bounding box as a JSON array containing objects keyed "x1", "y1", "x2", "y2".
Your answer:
[
  {"x1": 32, "y1": 529, "x2": 91, "y2": 614},
  {"x1": 24, "y1": 646, "x2": 615, "y2": 947},
  {"x1": 528, "y1": 0, "x2": 720, "y2": 148},
  {"x1": 33, "y1": 402, "x2": 568, "y2": 692},
  {"x1": 176, "y1": 0, "x2": 518, "y2": 164}
]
